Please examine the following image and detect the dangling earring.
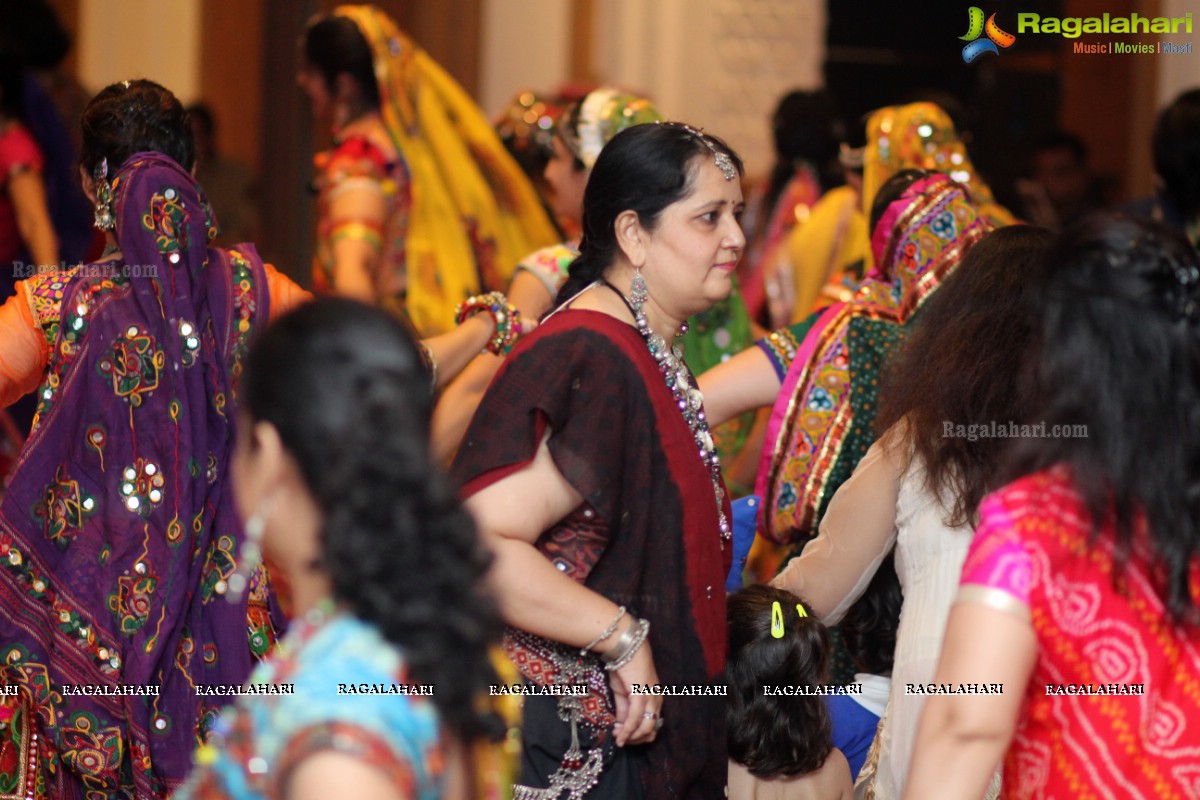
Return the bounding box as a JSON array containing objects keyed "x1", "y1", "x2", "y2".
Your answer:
[
  {"x1": 226, "y1": 500, "x2": 272, "y2": 601},
  {"x1": 93, "y1": 158, "x2": 115, "y2": 232},
  {"x1": 629, "y1": 267, "x2": 649, "y2": 333}
]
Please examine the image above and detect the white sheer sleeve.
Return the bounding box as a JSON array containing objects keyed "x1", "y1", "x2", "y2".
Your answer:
[{"x1": 770, "y1": 426, "x2": 905, "y2": 624}]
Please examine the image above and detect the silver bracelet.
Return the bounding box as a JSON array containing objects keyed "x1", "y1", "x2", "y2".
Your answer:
[
  {"x1": 581, "y1": 606, "x2": 626, "y2": 654},
  {"x1": 602, "y1": 618, "x2": 650, "y2": 672}
]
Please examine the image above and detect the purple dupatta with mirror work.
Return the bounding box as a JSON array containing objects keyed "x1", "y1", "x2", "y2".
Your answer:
[
  {"x1": 0, "y1": 152, "x2": 276, "y2": 799},
  {"x1": 755, "y1": 175, "x2": 996, "y2": 545}
]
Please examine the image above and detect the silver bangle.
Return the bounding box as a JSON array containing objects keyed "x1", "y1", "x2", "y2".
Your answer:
[
  {"x1": 602, "y1": 618, "x2": 650, "y2": 672},
  {"x1": 581, "y1": 606, "x2": 626, "y2": 654}
]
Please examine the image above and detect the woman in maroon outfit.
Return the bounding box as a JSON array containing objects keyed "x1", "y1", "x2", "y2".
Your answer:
[{"x1": 453, "y1": 122, "x2": 744, "y2": 799}]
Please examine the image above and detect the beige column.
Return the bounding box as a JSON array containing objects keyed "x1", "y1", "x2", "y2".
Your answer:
[
  {"x1": 591, "y1": 0, "x2": 826, "y2": 178},
  {"x1": 480, "y1": 0, "x2": 572, "y2": 116},
  {"x1": 76, "y1": 0, "x2": 202, "y2": 101}
]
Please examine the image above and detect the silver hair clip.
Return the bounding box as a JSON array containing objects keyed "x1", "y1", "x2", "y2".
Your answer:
[{"x1": 675, "y1": 122, "x2": 737, "y2": 181}]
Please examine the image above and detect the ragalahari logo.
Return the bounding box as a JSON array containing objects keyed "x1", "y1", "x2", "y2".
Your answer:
[{"x1": 960, "y1": 7, "x2": 1017, "y2": 62}]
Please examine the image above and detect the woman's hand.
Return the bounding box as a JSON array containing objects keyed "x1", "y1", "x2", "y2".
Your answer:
[{"x1": 607, "y1": 640, "x2": 662, "y2": 747}]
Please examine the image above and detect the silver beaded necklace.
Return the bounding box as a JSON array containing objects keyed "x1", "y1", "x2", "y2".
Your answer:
[{"x1": 602, "y1": 277, "x2": 732, "y2": 547}]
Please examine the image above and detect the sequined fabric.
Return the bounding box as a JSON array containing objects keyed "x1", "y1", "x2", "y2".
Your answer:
[
  {"x1": 756, "y1": 175, "x2": 995, "y2": 544},
  {"x1": 0, "y1": 153, "x2": 277, "y2": 798}
]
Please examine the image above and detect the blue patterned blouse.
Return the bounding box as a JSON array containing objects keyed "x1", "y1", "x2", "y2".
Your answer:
[{"x1": 176, "y1": 610, "x2": 445, "y2": 800}]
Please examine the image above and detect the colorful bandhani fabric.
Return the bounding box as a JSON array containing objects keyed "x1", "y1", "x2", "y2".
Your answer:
[
  {"x1": 960, "y1": 466, "x2": 1200, "y2": 798},
  {"x1": 755, "y1": 174, "x2": 995, "y2": 544},
  {"x1": 332, "y1": 5, "x2": 558, "y2": 336},
  {"x1": 0, "y1": 152, "x2": 279, "y2": 799}
]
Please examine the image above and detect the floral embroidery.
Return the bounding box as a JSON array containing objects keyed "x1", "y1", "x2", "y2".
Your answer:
[
  {"x1": 23, "y1": 269, "x2": 77, "y2": 351},
  {"x1": 930, "y1": 210, "x2": 957, "y2": 239},
  {"x1": 58, "y1": 711, "x2": 123, "y2": 790},
  {"x1": 32, "y1": 466, "x2": 96, "y2": 548},
  {"x1": 175, "y1": 630, "x2": 195, "y2": 675},
  {"x1": 117, "y1": 460, "x2": 165, "y2": 516},
  {"x1": 225, "y1": 250, "x2": 258, "y2": 392},
  {"x1": 98, "y1": 325, "x2": 165, "y2": 407},
  {"x1": 142, "y1": 185, "x2": 190, "y2": 258},
  {"x1": 30, "y1": 276, "x2": 122, "y2": 430},
  {"x1": 107, "y1": 561, "x2": 158, "y2": 635},
  {"x1": 246, "y1": 563, "x2": 276, "y2": 658},
  {"x1": 200, "y1": 536, "x2": 236, "y2": 601}
]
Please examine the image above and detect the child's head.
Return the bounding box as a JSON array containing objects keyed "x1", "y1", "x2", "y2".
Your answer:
[
  {"x1": 727, "y1": 584, "x2": 833, "y2": 778},
  {"x1": 839, "y1": 552, "x2": 902, "y2": 676}
]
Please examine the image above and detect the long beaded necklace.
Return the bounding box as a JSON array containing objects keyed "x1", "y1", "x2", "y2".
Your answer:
[{"x1": 601, "y1": 278, "x2": 731, "y2": 547}]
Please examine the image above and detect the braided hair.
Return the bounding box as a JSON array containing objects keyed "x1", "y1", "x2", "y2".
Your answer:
[{"x1": 241, "y1": 298, "x2": 503, "y2": 740}]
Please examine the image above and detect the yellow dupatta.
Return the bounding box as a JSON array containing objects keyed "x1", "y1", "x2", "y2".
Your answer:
[
  {"x1": 336, "y1": 6, "x2": 558, "y2": 336},
  {"x1": 862, "y1": 102, "x2": 1015, "y2": 229}
]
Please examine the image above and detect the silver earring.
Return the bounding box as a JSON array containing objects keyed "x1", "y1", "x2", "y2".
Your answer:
[
  {"x1": 630, "y1": 268, "x2": 649, "y2": 333},
  {"x1": 93, "y1": 158, "x2": 115, "y2": 232},
  {"x1": 227, "y1": 507, "x2": 268, "y2": 601}
]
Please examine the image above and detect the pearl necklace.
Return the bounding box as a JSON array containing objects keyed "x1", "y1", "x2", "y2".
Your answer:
[{"x1": 602, "y1": 279, "x2": 731, "y2": 547}]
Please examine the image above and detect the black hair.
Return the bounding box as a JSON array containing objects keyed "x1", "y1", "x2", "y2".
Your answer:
[
  {"x1": 1004, "y1": 213, "x2": 1200, "y2": 625},
  {"x1": 553, "y1": 122, "x2": 744, "y2": 309},
  {"x1": 0, "y1": 0, "x2": 70, "y2": 71},
  {"x1": 79, "y1": 79, "x2": 195, "y2": 175},
  {"x1": 241, "y1": 298, "x2": 502, "y2": 740},
  {"x1": 869, "y1": 168, "x2": 933, "y2": 239},
  {"x1": 1153, "y1": 88, "x2": 1200, "y2": 225},
  {"x1": 878, "y1": 225, "x2": 1054, "y2": 526},
  {"x1": 0, "y1": 53, "x2": 24, "y2": 120},
  {"x1": 838, "y1": 552, "x2": 902, "y2": 676},
  {"x1": 303, "y1": 15, "x2": 381, "y2": 113},
  {"x1": 1033, "y1": 129, "x2": 1088, "y2": 163},
  {"x1": 727, "y1": 584, "x2": 833, "y2": 778},
  {"x1": 766, "y1": 90, "x2": 844, "y2": 208},
  {"x1": 186, "y1": 102, "x2": 216, "y2": 140}
]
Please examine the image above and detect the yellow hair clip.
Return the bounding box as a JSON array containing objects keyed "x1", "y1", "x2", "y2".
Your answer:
[
  {"x1": 771, "y1": 601, "x2": 785, "y2": 639},
  {"x1": 796, "y1": 603, "x2": 808, "y2": 619}
]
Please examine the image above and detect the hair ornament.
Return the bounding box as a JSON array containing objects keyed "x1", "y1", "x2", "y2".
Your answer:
[
  {"x1": 770, "y1": 600, "x2": 785, "y2": 638},
  {"x1": 796, "y1": 603, "x2": 808, "y2": 619},
  {"x1": 673, "y1": 122, "x2": 736, "y2": 181}
]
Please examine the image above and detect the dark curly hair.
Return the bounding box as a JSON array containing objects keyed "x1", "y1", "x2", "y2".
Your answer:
[
  {"x1": 838, "y1": 552, "x2": 902, "y2": 676},
  {"x1": 79, "y1": 79, "x2": 195, "y2": 175},
  {"x1": 876, "y1": 224, "x2": 1054, "y2": 526},
  {"x1": 1004, "y1": 213, "x2": 1200, "y2": 625},
  {"x1": 553, "y1": 122, "x2": 744, "y2": 309},
  {"x1": 1153, "y1": 89, "x2": 1200, "y2": 235},
  {"x1": 727, "y1": 584, "x2": 833, "y2": 778},
  {"x1": 241, "y1": 298, "x2": 502, "y2": 740},
  {"x1": 302, "y1": 14, "x2": 381, "y2": 112}
]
